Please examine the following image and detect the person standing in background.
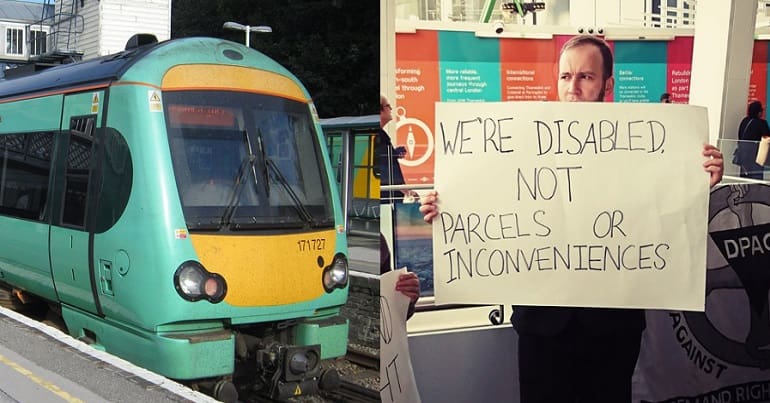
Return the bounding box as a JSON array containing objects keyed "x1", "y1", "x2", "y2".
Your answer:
[
  {"x1": 736, "y1": 100, "x2": 770, "y2": 180},
  {"x1": 376, "y1": 95, "x2": 410, "y2": 204},
  {"x1": 378, "y1": 95, "x2": 420, "y2": 318}
]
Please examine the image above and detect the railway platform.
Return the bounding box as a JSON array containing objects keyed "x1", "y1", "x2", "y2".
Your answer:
[
  {"x1": 348, "y1": 233, "x2": 379, "y2": 275},
  {"x1": 0, "y1": 306, "x2": 215, "y2": 403}
]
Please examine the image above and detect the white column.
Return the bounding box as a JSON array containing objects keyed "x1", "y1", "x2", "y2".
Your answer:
[
  {"x1": 440, "y1": 0, "x2": 453, "y2": 21},
  {"x1": 689, "y1": 0, "x2": 758, "y2": 144},
  {"x1": 381, "y1": 0, "x2": 396, "y2": 131},
  {"x1": 568, "y1": 0, "x2": 596, "y2": 29}
]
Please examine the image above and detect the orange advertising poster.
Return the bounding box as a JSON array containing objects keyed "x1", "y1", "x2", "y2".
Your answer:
[
  {"x1": 499, "y1": 38, "x2": 558, "y2": 101},
  {"x1": 395, "y1": 31, "x2": 440, "y2": 185},
  {"x1": 749, "y1": 41, "x2": 768, "y2": 105}
]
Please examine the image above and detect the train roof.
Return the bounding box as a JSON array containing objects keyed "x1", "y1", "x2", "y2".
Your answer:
[
  {"x1": 0, "y1": 37, "x2": 301, "y2": 101},
  {"x1": 0, "y1": 42, "x2": 161, "y2": 99},
  {"x1": 320, "y1": 115, "x2": 379, "y2": 131}
]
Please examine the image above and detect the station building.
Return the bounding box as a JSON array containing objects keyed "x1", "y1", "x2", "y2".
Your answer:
[{"x1": 0, "y1": 0, "x2": 169, "y2": 75}]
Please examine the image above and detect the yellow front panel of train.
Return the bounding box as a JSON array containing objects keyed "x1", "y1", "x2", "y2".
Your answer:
[{"x1": 190, "y1": 231, "x2": 336, "y2": 306}]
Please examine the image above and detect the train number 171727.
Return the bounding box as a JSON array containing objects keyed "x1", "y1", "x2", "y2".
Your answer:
[{"x1": 297, "y1": 238, "x2": 326, "y2": 252}]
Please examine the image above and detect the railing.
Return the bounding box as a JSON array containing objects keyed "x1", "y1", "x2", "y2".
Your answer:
[
  {"x1": 718, "y1": 138, "x2": 770, "y2": 182},
  {"x1": 26, "y1": 0, "x2": 85, "y2": 61}
]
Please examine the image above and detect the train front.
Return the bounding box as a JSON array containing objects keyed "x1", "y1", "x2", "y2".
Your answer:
[{"x1": 133, "y1": 38, "x2": 348, "y2": 401}]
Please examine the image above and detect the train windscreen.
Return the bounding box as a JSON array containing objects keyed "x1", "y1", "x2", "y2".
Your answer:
[{"x1": 164, "y1": 91, "x2": 334, "y2": 231}]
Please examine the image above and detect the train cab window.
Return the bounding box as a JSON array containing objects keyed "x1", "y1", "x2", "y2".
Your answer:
[
  {"x1": 61, "y1": 116, "x2": 95, "y2": 228},
  {"x1": 0, "y1": 132, "x2": 53, "y2": 221},
  {"x1": 92, "y1": 127, "x2": 133, "y2": 233},
  {"x1": 164, "y1": 91, "x2": 335, "y2": 231}
]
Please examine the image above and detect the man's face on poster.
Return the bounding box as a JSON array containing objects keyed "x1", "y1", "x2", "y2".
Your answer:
[{"x1": 557, "y1": 44, "x2": 614, "y2": 103}]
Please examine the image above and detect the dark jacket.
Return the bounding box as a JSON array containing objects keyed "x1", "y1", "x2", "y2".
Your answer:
[
  {"x1": 737, "y1": 116, "x2": 770, "y2": 165},
  {"x1": 511, "y1": 306, "x2": 646, "y2": 336},
  {"x1": 376, "y1": 129, "x2": 405, "y2": 203}
]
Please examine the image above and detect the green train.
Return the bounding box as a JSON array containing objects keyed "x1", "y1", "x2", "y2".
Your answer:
[{"x1": 0, "y1": 35, "x2": 348, "y2": 402}]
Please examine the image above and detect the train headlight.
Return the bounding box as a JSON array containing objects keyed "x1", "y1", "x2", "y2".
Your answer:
[
  {"x1": 322, "y1": 253, "x2": 348, "y2": 293},
  {"x1": 174, "y1": 261, "x2": 227, "y2": 303}
]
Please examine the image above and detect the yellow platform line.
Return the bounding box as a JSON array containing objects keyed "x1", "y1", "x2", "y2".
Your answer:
[{"x1": 0, "y1": 353, "x2": 84, "y2": 403}]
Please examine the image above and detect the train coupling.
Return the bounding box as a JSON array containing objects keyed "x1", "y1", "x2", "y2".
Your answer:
[
  {"x1": 256, "y1": 342, "x2": 339, "y2": 400},
  {"x1": 269, "y1": 368, "x2": 339, "y2": 401}
]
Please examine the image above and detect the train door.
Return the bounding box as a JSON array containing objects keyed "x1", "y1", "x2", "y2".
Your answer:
[{"x1": 49, "y1": 92, "x2": 103, "y2": 315}]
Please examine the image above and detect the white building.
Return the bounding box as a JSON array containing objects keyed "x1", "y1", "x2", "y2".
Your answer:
[
  {"x1": 59, "y1": 0, "x2": 171, "y2": 59},
  {"x1": 0, "y1": 1, "x2": 55, "y2": 64},
  {"x1": 0, "y1": 0, "x2": 170, "y2": 70}
]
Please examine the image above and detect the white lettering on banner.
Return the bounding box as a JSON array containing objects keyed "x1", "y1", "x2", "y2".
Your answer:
[
  {"x1": 670, "y1": 313, "x2": 728, "y2": 378},
  {"x1": 722, "y1": 232, "x2": 770, "y2": 259}
]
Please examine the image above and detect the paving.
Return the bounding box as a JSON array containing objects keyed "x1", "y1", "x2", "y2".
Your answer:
[{"x1": 0, "y1": 307, "x2": 216, "y2": 403}]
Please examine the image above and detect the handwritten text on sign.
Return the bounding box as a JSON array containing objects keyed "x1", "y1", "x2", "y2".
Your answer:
[
  {"x1": 380, "y1": 269, "x2": 421, "y2": 403},
  {"x1": 432, "y1": 101, "x2": 709, "y2": 311}
]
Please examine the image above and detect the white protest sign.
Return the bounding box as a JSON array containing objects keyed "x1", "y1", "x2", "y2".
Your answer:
[
  {"x1": 380, "y1": 268, "x2": 421, "y2": 403},
  {"x1": 432, "y1": 101, "x2": 709, "y2": 311}
]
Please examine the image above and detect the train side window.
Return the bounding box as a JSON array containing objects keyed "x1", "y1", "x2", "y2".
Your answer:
[
  {"x1": 61, "y1": 116, "x2": 95, "y2": 228},
  {"x1": 0, "y1": 132, "x2": 53, "y2": 221}
]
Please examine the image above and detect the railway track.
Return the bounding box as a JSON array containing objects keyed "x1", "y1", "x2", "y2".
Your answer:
[
  {"x1": 325, "y1": 379, "x2": 380, "y2": 402},
  {"x1": 345, "y1": 347, "x2": 379, "y2": 371},
  {"x1": 251, "y1": 379, "x2": 379, "y2": 403},
  {"x1": 313, "y1": 348, "x2": 379, "y2": 402}
]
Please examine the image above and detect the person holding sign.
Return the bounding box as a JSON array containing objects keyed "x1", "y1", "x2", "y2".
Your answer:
[
  {"x1": 380, "y1": 233, "x2": 420, "y2": 319},
  {"x1": 736, "y1": 100, "x2": 770, "y2": 180},
  {"x1": 419, "y1": 35, "x2": 724, "y2": 403}
]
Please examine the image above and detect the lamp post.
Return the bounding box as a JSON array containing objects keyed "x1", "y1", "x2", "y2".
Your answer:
[{"x1": 222, "y1": 21, "x2": 272, "y2": 47}]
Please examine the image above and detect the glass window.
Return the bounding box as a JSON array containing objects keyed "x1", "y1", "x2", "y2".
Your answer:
[
  {"x1": 324, "y1": 132, "x2": 343, "y2": 186},
  {"x1": 92, "y1": 127, "x2": 133, "y2": 233},
  {"x1": 6, "y1": 28, "x2": 22, "y2": 55},
  {"x1": 0, "y1": 132, "x2": 54, "y2": 221},
  {"x1": 30, "y1": 30, "x2": 47, "y2": 56},
  {"x1": 164, "y1": 91, "x2": 335, "y2": 231},
  {"x1": 650, "y1": 0, "x2": 693, "y2": 28},
  {"x1": 61, "y1": 116, "x2": 95, "y2": 228}
]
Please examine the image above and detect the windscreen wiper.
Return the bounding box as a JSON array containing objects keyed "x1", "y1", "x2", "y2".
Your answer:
[
  {"x1": 255, "y1": 128, "x2": 270, "y2": 198},
  {"x1": 265, "y1": 157, "x2": 316, "y2": 226},
  {"x1": 253, "y1": 126, "x2": 313, "y2": 224},
  {"x1": 220, "y1": 130, "x2": 258, "y2": 228}
]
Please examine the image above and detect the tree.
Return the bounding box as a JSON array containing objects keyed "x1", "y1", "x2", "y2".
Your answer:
[{"x1": 171, "y1": 0, "x2": 377, "y2": 118}]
